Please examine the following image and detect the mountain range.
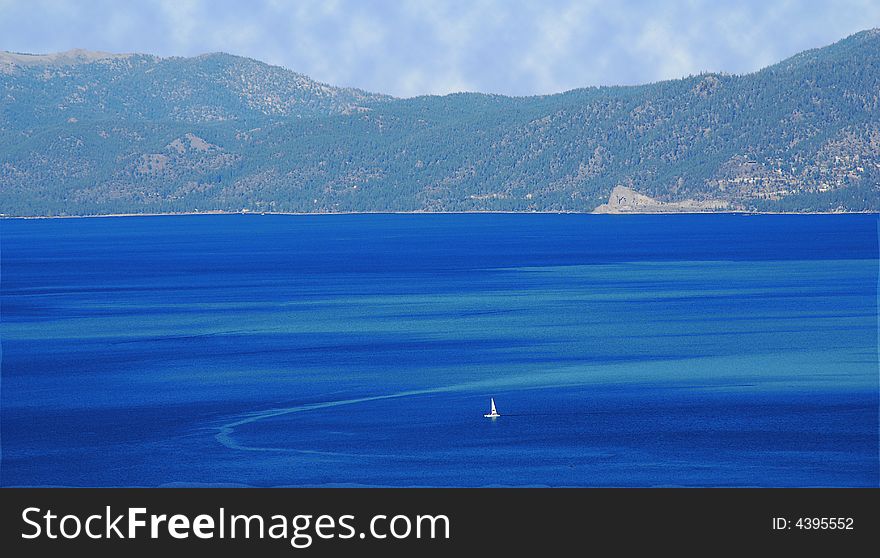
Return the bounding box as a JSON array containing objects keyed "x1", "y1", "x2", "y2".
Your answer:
[{"x1": 2, "y1": 30, "x2": 879, "y2": 216}]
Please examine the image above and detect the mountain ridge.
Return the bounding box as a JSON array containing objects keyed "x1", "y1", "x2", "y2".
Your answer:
[
  {"x1": 2, "y1": 30, "x2": 879, "y2": 216},
  {"x1": 6, "y1": 26, "x2": 879, "y2": 97}
]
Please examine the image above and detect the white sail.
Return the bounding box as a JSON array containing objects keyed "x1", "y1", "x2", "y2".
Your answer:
[{"x1": 484, "y1": 397, "x2": 500, "y2": 418}]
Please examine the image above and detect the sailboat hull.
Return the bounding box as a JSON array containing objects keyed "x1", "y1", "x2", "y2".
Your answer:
[{"x1": 484, "y1": 413, "x2": 500, "y2": 418}]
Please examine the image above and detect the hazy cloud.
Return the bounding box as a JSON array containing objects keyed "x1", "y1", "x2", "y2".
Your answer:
[{"x1": 1, "y1": 0, "x2": 878, "y2": 96}]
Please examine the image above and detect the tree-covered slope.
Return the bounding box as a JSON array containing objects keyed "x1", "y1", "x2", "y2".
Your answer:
[{"x1": 2, "y1": 30, "x2": 879, "y2": 216}]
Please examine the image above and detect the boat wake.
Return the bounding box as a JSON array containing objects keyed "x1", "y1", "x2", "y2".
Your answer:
[
  {"x1": 214, "y1": 385, "x2": 455, "y2": 454},
  {"x1": 213, "y1": 364, "x2": 606, "y2": 454}
]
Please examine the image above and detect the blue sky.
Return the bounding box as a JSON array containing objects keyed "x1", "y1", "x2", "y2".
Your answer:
[{"x1": 1, "y1": 0, "x2": 878, "y2": 97}]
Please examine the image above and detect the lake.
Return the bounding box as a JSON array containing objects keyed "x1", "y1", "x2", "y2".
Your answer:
[{"x1": 1, "y1": 213, "x2": 877, "y2": 486}]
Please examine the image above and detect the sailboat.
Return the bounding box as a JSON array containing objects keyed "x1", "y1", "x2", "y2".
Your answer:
[{"x1": 484, "y1": 398, "x2": 500, "y2": 418}]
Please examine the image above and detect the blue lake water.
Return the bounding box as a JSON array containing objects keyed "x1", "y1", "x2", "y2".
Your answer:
[{"x1": 1, "y1": 214, "x2": 878, "y2": 487}]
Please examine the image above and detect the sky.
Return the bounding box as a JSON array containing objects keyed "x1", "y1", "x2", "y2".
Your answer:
[{"x1": 0, "y1": 0, "x2": 878, "y2": 97}]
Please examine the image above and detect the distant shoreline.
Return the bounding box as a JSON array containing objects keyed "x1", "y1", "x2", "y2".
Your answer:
[{"x1": 1, "y1": 210, "x2": 877, "y2": 219}]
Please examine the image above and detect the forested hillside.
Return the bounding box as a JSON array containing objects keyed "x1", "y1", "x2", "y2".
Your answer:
[{"x1": 2, "y1": 30, "x2": 879, "y2": 215}]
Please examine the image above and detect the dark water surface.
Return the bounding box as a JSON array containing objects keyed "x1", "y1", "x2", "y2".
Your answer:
[{"x1": 1, "y1": 214, "x2": 877, "y2": 486}]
